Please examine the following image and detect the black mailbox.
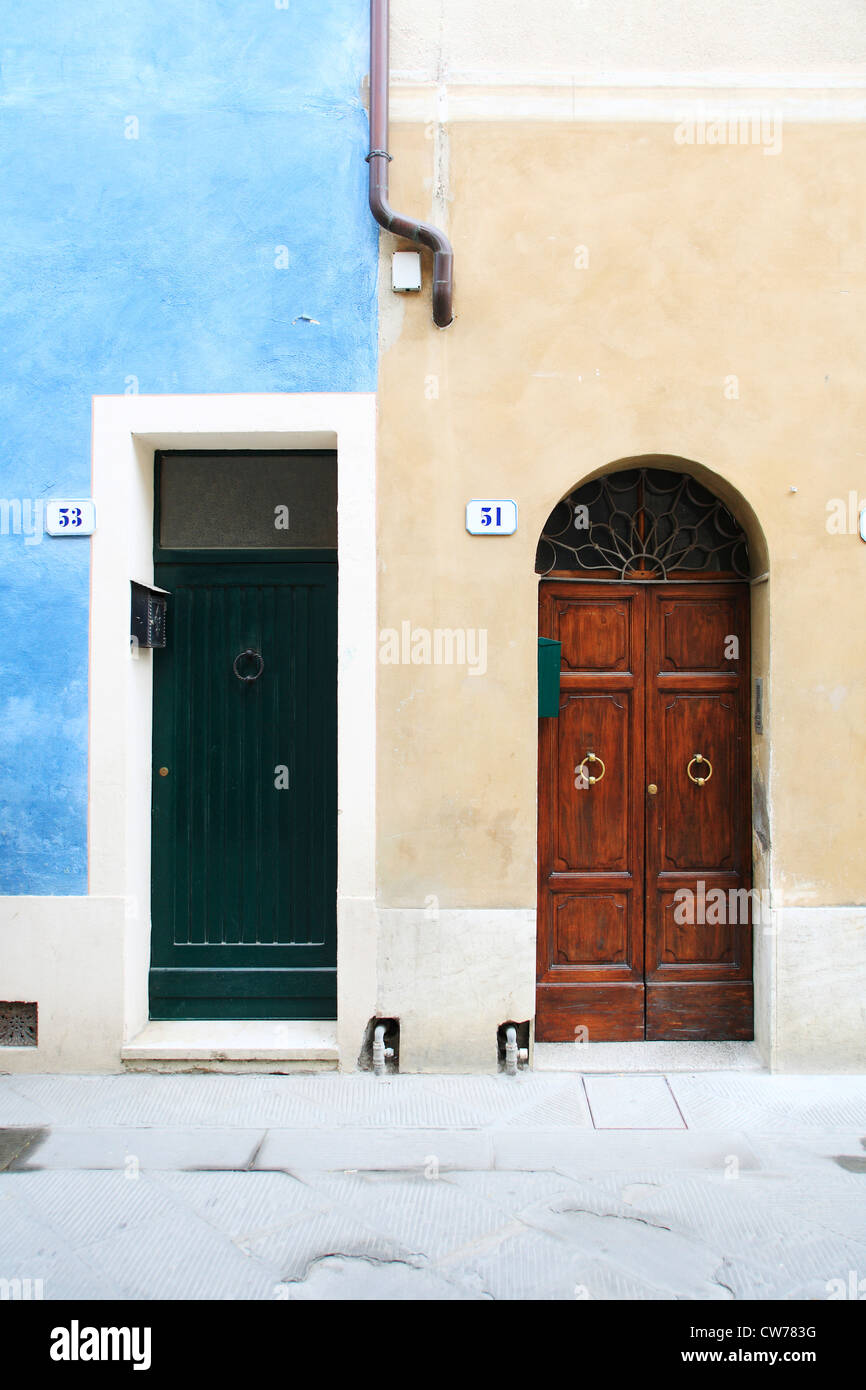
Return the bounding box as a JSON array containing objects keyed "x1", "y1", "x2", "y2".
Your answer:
[{"x1": 131, "y1": 582, "x2": 169, "y2": 649}]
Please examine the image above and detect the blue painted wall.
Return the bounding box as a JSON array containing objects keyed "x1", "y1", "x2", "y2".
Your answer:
[{"x1": 0, "y1": 1, "x2": 378, "y2": 893}]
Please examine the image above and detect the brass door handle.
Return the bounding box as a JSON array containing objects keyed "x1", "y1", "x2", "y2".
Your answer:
[
  {"x1": 577, "y1": 752, "x2": 605, "y2": 786},
  {"x1": 647, "y1": 783, "x2": 658, "y2": 795},
  {"x1": 687, "y1": 753, "x2": 713, "y2": 786}
]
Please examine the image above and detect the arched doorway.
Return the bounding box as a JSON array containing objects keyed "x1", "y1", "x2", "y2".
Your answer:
[{"x1": 536, "y1": 467, "x2": 754, "y2": 1042}]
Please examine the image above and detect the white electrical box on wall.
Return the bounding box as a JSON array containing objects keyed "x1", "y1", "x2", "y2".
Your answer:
[{"x1": 392, "y1": 251, "x2": 422, "y2": 292}]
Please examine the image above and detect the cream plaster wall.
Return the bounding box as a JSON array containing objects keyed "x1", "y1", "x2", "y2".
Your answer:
[{"x1": 374, "y1": 110, "x2": 866, "y2": 1068}]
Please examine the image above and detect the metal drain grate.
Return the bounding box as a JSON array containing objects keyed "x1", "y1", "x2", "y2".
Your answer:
[{"x1": 0, "y1": 1002, "x2": 37, "y2": 1047}]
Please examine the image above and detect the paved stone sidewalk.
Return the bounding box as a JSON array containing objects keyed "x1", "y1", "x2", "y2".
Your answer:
[{"x1": 1, "y1": 1071, "x2": 864, "y2": 1300}]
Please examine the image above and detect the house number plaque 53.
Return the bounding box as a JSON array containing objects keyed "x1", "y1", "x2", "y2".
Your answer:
[{"x1": 45, "y1": 499, "x2": 97, "y2": 536}]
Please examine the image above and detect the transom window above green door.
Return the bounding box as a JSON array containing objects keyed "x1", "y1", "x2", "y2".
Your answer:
[{"x1": 157, "y1": 451, "x2": 337, "y2": 551}]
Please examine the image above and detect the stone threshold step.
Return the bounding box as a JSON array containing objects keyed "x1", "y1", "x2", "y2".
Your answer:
[
  {"x1": 534, "y1": 1040, "x2": 766, "y2": 1072},
  {"x1": 121, "y1": 1021, "x2": 339, "y2": 1066}
]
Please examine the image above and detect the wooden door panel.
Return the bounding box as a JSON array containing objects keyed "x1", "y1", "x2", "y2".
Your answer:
[
  {"x1": 537, "y1": 583, "x2": 645, "y2": 1041},
  {"x1": 654, "y1": 903, "x2": 739, "y2": 972},
  {"x1": 657, "y1": 595, "x2": 742, "y2": 672},
  {"x1": 554, "y1": 692, "x2": 631, "y2": 872},
  {"x1": 646, "y1": 983, "x2": 754, "y2": 1040},
  {"x1": 537, "y1": 578, "x2": 753, "y2": 1043},
  {"x1": 536, "y1": 983, "x2": 645, "y2": 1043},
  {"x1": 648, "y1": 877, "x2": 750, "y2": 977},
  {"x1": 658, "y1": 693, "x2": 738, "y2": 871},
  {"x1": 552, "y1": 892, "x2": 630, "y2": 967},
  {"x1": 645, "y1": 583, "x2": 752, "y2": 1037},
  {"x1": 558, "y1": 595, "x2": 632, "y2": 671},
  {"x1": 543, "y1": 885, "x2": 641, "y2": 980}
]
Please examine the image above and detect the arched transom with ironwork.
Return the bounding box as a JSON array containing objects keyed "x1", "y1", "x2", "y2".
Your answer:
[{"x1": 535, "y1": 468, "x2": 750, "y2": 580}]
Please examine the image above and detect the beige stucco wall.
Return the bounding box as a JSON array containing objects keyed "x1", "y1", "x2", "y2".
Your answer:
[{"x1": 374, "y1": 111, "x2": 866, "y2": 1069}]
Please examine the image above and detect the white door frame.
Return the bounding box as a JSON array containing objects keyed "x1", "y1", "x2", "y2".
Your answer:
[{"x1": 89, "y1": 393, "x2": 378, "y2": 1064}]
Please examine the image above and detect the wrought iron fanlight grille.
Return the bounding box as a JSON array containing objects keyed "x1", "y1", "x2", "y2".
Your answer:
[{"x1": 535, "y1": 468, "x2": 750, "y2": 580}]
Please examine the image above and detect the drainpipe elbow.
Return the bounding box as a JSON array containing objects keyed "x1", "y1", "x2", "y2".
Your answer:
[
  {"x1": 370, "y1": 189, "x2": 454, "y2": 328},
  {"x1": 368, "y1": 0, "x2": 454, "y2": 328},
  {"x1": 431, "y1": 249, "x2": 454, "y2": 328}
]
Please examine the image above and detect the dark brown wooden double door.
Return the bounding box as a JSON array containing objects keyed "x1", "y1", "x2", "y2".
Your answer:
[{"x1": 537, "y1": 580, "x2": 752, "y2": 1041}]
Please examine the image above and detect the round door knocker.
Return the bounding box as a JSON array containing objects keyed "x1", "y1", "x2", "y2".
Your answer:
[
  {"x1": 687, "y1": 753, "x2": 713, "y2": 786},
  {"x1": 233, "y1": 649, "x2": 265, "y2": 683},
  {"x1": 577, "y1": 751, "x2": 606, "y2": 787}
]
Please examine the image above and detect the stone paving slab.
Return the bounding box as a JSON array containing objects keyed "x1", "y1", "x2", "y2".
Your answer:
[
  {"x1": 584, "y1": 1075, "x2": 686, "y2": 1129},
  {"x1": 3, "y1": 1070, "x2": 866, "y2": 1132},
  {"x1": 247, "y1": 1206, "x2": 424, "y2": 1281},
  {"x1": 277, "y1": 1253, "x2": 481, "y2": 1300},
  {"x1": 255, "y1": 1128, "x2": 495, "y2": 1172},
  {"x1": 1, "y1": 1071, "x2": 864, "y2": 1300},
  {"x1": 524, "y1": 1199, "x2": 732, "y2": 1299},
  {"x1": 0, "y1": 1072, "x2": 583, "y2": 1130},
  {"x1": 6, "y1": 1127, "x2": 265, "y2": 1171},
  {"x1": 7, "y1": 1169, "x2": 179, "y2": 1247},
  {"x1": 152, "y1": 1169, "x2": 331, "y2": 1243},
  {"x1": 491, "y1": 1129, "x2": 761, "y2": 1171},
  {"x1": 75, "y1": 1210, "x2": 282, "y2": 1301},
  {"x1": 668, "y1": 1073, "x2": 866, "y2": 1132},
  {"x1": 5, "y1": 1157, "x2": 863, "y2": 1302},
  {"x1": 306, "y1": 1172, "x2": 515, "y2": 1262},
  {"x1": 0, "y1": 1188, "x2": 81, "y2": 1266},
  {"x1": 749, "y1": 1129, "x2": 866, "y2": 1164}
]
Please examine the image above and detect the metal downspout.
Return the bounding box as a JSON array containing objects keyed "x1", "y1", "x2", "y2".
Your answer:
[{"x1": 367, "y1": 0, "x2": 454, "y2": 328}]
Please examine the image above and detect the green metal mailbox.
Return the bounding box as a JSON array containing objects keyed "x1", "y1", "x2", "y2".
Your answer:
[{"x1": 537, "y1": 636, "x2": 561, "y2": 717}]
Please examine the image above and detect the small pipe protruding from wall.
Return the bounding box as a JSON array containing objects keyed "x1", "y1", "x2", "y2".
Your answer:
[
  {"x1": 360, "y1": 1017, "x2": 400, "y2": 1075},
  {"x1": 498, "y1": 1020, "x2": 530, "y2": 1075},
  {"x1": 373, "y1": 1022, "x2": 395, "y2": 1077},
  {"x1": 368, "y1": 0, "x2": 454, "y2": 328}
]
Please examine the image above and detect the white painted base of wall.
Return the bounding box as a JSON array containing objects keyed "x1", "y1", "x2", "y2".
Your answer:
[
  {"x1": 774, "y1": 907, "x2": 866, "y2": 1072},
  {"x1": 2, "y1": 899, "x2": 862, "y2": 1074},
  {"x1": 0, "y1": 896, "x2": 125, "y2": 1072},
  {"x1": 336, "y1": 896, "x2": 378, "y2": 1072},
  {"x1": 376, "y1": 907, "x2": 536, "y2": 1073}
]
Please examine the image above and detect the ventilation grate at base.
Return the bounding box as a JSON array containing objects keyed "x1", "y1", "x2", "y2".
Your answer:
[{"x1": 0, "y1": 1002, "x2": 37, "y2": 1047}]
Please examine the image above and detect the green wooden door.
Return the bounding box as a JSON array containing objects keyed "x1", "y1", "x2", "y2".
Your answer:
[{"x1": 149, "y1": 559, "x2": 337, "y2": 1019}]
